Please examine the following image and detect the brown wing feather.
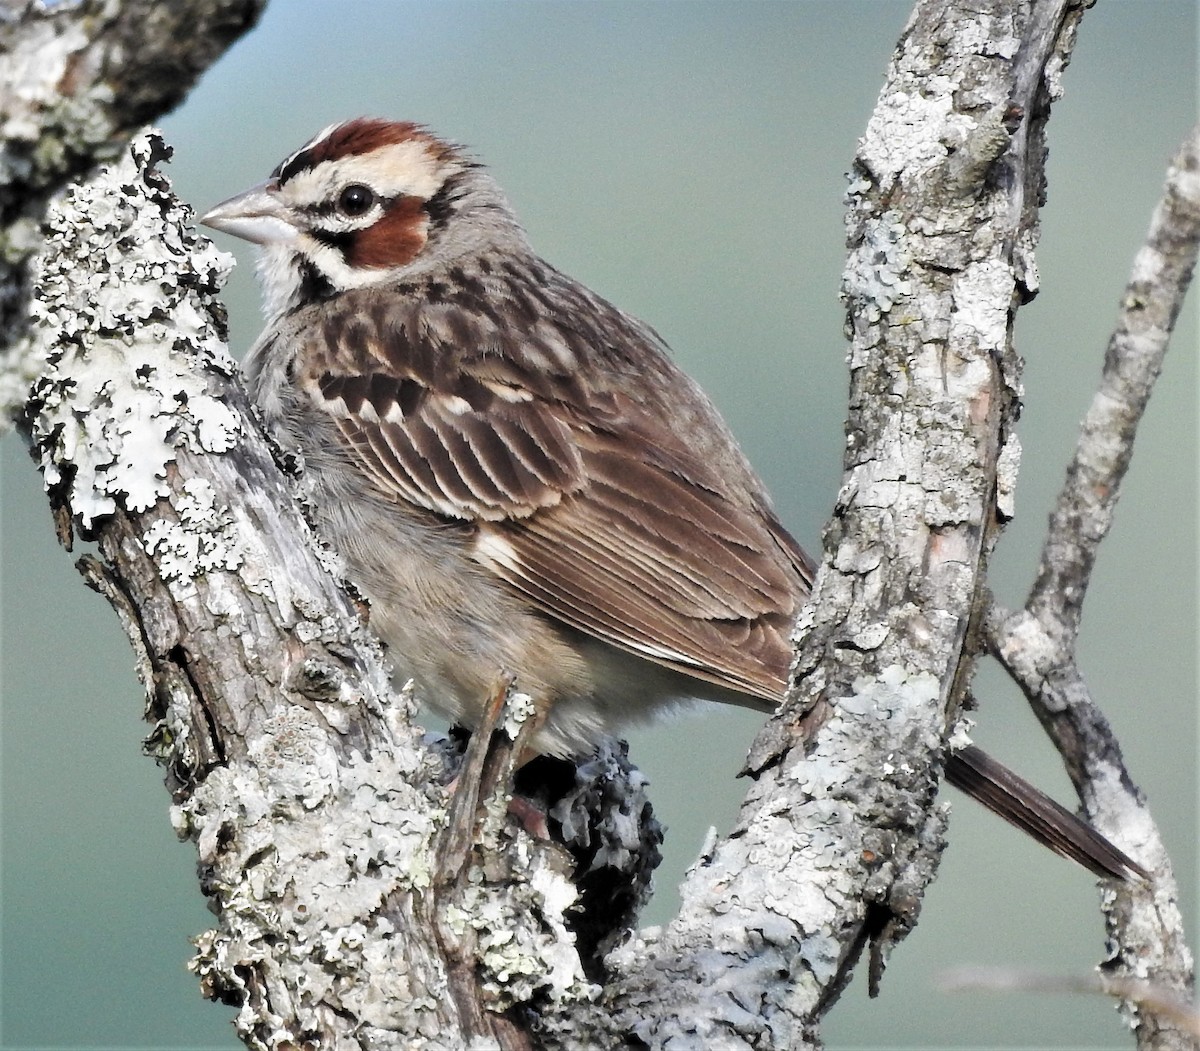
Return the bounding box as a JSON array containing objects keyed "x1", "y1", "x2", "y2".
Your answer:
[{"x1": 298, "y1": 260, "x2": 813, "y2": 700}]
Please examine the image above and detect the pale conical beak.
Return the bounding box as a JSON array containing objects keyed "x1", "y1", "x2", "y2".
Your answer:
[{"x1": 200, "y1": 180, "x2": 299, "y2": 245}]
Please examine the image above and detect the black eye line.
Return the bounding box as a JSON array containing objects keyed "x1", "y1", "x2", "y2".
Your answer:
[{"x1": 424, "y1": 175, "x2": 463, "y2": 231}]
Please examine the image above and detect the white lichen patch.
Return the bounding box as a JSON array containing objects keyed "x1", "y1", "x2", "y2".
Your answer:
[
  {"x1": 945, "y1": 715, "x2": 975, "y2": 753},
  {"x1": 995, "y1": 432, "x2": 1021, "y2": 520},
  {"x1": 841, "y1": 211, "x2": 914, "y2": 323},
  {"x1": 501, "y1": 689, "x2": 537, "y2": 741},
  {"x1": 851, "y1": 664, "x2": 941, "y2": 721},
  {"x1": 455, "y1": 864, "x2": 595, "y2": 1011},
  {"x1": 858, "y1": 87, "x2": 957, "y2": 185},
  {"x1": 785, "y1": 665, "x2": 942, "y2": 797},
  {"x1": 142, "y1": 478, "x2": 243, "y2": 582},
  {"x1": 26, "y1": 131, "x2": 240, "y2": 530},
  {"x1": 950, "y1": 258, "x2": 1013, "y2": 347},
  {"x1": 179, "y1": 710, "x2": 446, "y2": 1035}
]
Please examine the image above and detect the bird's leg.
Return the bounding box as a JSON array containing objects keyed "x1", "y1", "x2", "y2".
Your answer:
[{"x1": 435, "y1": 674, "x2": 548, "y2": 880}]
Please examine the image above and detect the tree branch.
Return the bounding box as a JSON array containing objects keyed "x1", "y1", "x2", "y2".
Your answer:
[
  {"x1": 1028, "y1": 124, "x2": 1200, "y2": 640},
  {"x1": 576, "y1": 2, "x2": 1097, "y2": 1045},
  {"x1": 940, "y1": 965, "x2": 1200, "y2": 1039},
  {"x1": 26, "y1": 132, "x2": 456, "y2": 1044},
  {"x1": 988, "y1": 124, "x2": 1200, "y2": 1051},
  {"x1": 0, "y1": 0, "x2": 265, "y2": 417}
]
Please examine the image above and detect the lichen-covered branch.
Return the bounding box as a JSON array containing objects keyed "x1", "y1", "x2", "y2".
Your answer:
[
  {"x1": 561, "y1": 3, "x2": 1093, "y2": 1046},
  {"x1": 1028, "y1": 124, "x2": 1200, "y2": 641},
  {"x1": 1, "y1": 0, "x2": 265, "y2": 422},
  {"x1": 989, "y1": 125, "x2": 1200, "y2": 1051},
  {"x1": 26, "y1": 131, "x2": 448, "y2": 1046},
  {"x1": 19, "y1": 132, "x2": 608, "y2": 1050}
]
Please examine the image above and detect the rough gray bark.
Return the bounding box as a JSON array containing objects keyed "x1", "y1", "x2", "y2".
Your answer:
[
  {"x1": 987, "y1": 125, "x2": 1200, "y2": 1051},
  {"x1": 2, "y1": 1, "x2": 1194, "y2": 1049}
]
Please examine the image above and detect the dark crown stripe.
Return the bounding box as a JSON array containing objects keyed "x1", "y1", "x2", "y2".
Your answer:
[
  {"x1": 274, "y1": 146, "x2": 314, "y2": 185},
  {"x1": 274, "y1": 119, "x2": 454, "y2": 185}
]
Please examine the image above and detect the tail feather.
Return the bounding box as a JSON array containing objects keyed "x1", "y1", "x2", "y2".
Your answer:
[{"x1": 945, "y1": 744, "x2": 1147, "y2": 882}]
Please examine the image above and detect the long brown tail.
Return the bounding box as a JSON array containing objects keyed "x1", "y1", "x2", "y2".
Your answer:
[{"x1": 945, "y1": 744, "x2": 1147, "y2": 882}]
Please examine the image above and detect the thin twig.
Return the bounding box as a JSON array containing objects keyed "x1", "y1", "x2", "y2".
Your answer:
[
  {"x1": 939, "y1": 966, "x2": 1200, "y2": 1039},
  {"x1": 1028, "y1": 124, "x2": 1200, "y2": 643},
  {"x1": 989, "y1": 124, "x2": 1200, "y2": 1051}
]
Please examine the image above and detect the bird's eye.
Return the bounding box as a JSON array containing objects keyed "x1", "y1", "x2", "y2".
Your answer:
[{"x1": 337, "y1": 184, "x2": 376, "y2": 217}]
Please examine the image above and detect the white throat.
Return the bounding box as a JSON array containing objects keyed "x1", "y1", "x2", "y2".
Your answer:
[{"x1": 255, "y1": 243, "x2": 306, "y2": 320}]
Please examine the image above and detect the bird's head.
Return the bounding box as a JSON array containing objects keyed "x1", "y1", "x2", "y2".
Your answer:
[{"x1": 201, "y1": 118, "x2": 527, "y2": 318}]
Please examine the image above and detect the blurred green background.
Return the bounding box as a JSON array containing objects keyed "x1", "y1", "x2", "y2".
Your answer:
[{"x1": 2, "y1": 2, "x2": 1195, "y2": 1048}]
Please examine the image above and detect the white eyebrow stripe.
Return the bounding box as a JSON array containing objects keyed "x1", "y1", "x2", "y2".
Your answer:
[
  {"x1": 338, "y1": 141, "x2": 447, "y2": 199},
  {"x1": 282, "y1": 139, "x2": 448, "y2": 217}
]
